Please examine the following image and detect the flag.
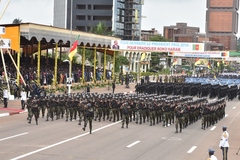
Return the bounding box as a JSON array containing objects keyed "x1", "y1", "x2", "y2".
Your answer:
[
  {"x1": 207, "y1": 62, "x2": 211, "y2": 69},
  {"x1": 195, "y1": 58, "x2": 200, "y2": 65},
  {"x1": 172, "y1": 58, "x2": 177, "y2": 66},
  {"x1": 192, "y1": 44, "x2": 202, "y2": 51},
  {"x1": 68, "y1": 35, "x2": 80, "y2": 61},
  {"x1": 140, "y1": 52, "x2": 146, "y2": 61}
]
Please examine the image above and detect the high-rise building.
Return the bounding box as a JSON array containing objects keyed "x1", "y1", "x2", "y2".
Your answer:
[
  {"x1": 53, "y1": 0, "x2": 143, "y2": 40},
  {"x1": 206, "y1": 0, "x2": 239, "y2": 50}
]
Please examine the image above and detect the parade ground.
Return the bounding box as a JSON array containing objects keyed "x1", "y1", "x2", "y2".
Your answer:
[{"x1": 0, "y1": 83, "x2": 240, "y2": 160}]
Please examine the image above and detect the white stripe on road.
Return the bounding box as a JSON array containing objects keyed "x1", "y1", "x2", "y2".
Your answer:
[
  {"x1": 233, "y1": 106, "x2": 236, "y2": 109},
  {"x1": 187, "y1": 146, "x2": 197, "y2": 153},
  {"x1": 126, "y1": 141, "x2": 141, "y2": 148},
  {"x1": 0, "y1": 113, "x2": 10, "y2": 117},
  {"x1": 225, "y1": 114, "x2": 228, "y2": 117},
  {"x1": 11, "y1": 121, "x2": 121, "y2": 160},
  {"x1": 0, "y1": 132, "x2": 28, "y2": 142},
  {"x1": 210, "y1": 126, "x2": 216, "y2": 131}
]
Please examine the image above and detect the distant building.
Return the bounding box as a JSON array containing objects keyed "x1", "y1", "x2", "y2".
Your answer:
[
  {"x1": 163, "y1": 22, "x2": 224, "y2": 51},
  {"x1": 141, "y1": 28, "x2": 160, "y2": 41},
  {"x1": 163, "y1": 23, "x2": 199, "y2": 41},
  {"x1": 206, "y1": 0, "x2": 239, "y2": 51},
  {"x1": 53, "y1": 0, "x2": 143, "y2": 40}
]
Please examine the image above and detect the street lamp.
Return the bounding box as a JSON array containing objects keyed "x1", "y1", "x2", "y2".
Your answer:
[{"x1": 63, "y1": 59, "x2": 71, "y2": 94}]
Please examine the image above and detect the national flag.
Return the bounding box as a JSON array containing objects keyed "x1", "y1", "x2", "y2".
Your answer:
[
  {"x1": 195, "y1": 58, "x2": 200, "y2": 65},
  {"x1": 217, "y1": 61, "x2": 220, "y2": 67},
  {"x1": 192, "y1": 44, "x2": 202, "y2": 51},
  {"x1": 172, "y1": 58, "x2": 177, "y2": 66},
  {"x1": 68, "y1": 35, "x2": 80, "y2": 61},
  {"x1": 140, "y1": 52, "x2": 146, "y2": 61},
  {"x1": 207, "y1": 62, "x2": 211, "y2": 69}
]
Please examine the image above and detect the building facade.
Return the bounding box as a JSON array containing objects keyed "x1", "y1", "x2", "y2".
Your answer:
[
  {"x1": 140, "y1": 28, "x2": 160, "y2": 41},
  {"x1": 206, "y1": 0, "x2": 239, "y2": 50},
  {"x1": 53, "y1": 0, "x2": 143, "y2": 40}
]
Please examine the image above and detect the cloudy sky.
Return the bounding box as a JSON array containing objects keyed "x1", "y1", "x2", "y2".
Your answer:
[{"x1": 0, "y1": 0, "x2": 238, "y2": 36}]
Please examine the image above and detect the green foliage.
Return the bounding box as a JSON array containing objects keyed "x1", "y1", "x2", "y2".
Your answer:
[
  {"x1": 89, "y1": 21, "x2": 113, "y2": 36},
  {"x1": 149, "y1": 35, "x2": 171, "y2": 42},
  {"x1": 12, "y1": 18, "x2": 22, "y2": 24},
  {"x1": 115, "y1": 54, "x2": 129, "y2": 72}
]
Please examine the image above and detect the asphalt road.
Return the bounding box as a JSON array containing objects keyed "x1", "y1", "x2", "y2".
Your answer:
[{"x1": 0, "y1": 98, "x2": 240, "y2": 160}]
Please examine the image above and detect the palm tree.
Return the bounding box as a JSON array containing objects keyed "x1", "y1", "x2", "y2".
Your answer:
[
  {"x1": 89, "y1": 21, "x2": 113, "y2": 36},
  {"x1": 12, "y1": 18, "x2": 22, "y2": 24}
]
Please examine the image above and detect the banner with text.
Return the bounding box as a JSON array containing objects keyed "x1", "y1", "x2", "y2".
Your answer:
[
  {"x1": 111, "y1": 40, "x2": 205, "y2": 52},
  {"x1": 168, "y1": 51, "x2": 229, "y2": 58}
]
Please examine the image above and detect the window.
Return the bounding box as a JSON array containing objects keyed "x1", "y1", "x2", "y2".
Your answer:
[
  {"x1": 76, "y1": 15, "x2": 85, "y2": 20},
  {"x1": 88, "y1": 5, "x2": 91, "y2": 9},
  {"x1": 88, "y1": 16, "x2": 91, "y2": 20},
  {"x1": 76, "y1": 5, "x2": 86, "y2": 9}
]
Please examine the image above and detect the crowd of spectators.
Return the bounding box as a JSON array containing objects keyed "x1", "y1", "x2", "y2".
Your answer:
[{"x1": 0, "y1": 54, "x2": 114, "y2": 86}]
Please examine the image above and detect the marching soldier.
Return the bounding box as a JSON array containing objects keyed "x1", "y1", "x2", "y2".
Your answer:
[
  {"x1": 175, "y1": 104, "x2": 184, "y2": 133},
  {"x1": 28, "y1": 96, "x2": 40, "y2": 125},
  {"x1": 82, "y1": 103, "x2": 94, "y2": 134},
  {"x1": 120, "y1": 102, "x2": 130, "y2": 128}
]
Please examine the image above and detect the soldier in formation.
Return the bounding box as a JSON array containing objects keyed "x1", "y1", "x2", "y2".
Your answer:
[{"x1": 24, "y1": 92, "x2": 226, "y2": 134}]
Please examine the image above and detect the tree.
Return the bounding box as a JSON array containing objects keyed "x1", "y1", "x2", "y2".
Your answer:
[
  {"x1": 115, "y1": 53, "x2": 129, "y2": 73},
  {"x1": 148, "y1": 35, "x2": 170, "y2": 70},
  {"x1": 149, "y1": 35, "x2": 171, "y2": 42},
  {"x1": 12, "y1": 18, "x2": 22, "y2": 24},
  {"x1": 89, "y1": 21, "x2": 113, "y2": 36}
]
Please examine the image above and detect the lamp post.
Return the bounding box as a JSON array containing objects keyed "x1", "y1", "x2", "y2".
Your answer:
[{"x1": 63, "y1": 59, "x2": 71, "y2": 94}]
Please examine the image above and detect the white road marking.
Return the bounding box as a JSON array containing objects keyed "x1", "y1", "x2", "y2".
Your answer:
[
  {"x1": 126, "y1": 141, "x2": 141, "y2": 148},
  {"x1": 225, "y1": 114, "x2": 228, "y2": 117},
  {"x1": 11, "y1": 121, "x2": 121, "y2": 160},
  {"x1": 187, "y1": 146, "x2": 197, "y2": 153},
  {"x1": 0, "y1": 113, "x2": 10, "y2": 117},
  {"x1": 210, "y1": 126, "x2": 216, "y2": 131},
  {"x1": 0, "y1": 132, "x2": 28, "y2": 142},
  {"x1": 233, "y1": 106, "x2": 236, "y2": 109}
]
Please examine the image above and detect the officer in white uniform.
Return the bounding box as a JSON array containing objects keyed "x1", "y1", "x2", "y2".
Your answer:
[
  {"x1": 3, "y1": 88, "x2": 9, "y2": 108},
  {"x1": 208, "y1": 148, "x2": 218, "y2": 160},
  {"x1": 219, "y1": 126, "x2": 229, "y2": 160},
  {"x1": 20, "y1": 89, "x2": 27, "y2": 110}
]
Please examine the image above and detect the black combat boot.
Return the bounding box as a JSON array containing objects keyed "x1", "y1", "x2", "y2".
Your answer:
[{"x1": 82, "y1": 127, "x2": 85, "y2": 131}]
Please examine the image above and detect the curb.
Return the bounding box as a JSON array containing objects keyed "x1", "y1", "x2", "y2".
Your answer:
[{"x1": 0, "y1": 109, "x2": 27, "y2": 118}]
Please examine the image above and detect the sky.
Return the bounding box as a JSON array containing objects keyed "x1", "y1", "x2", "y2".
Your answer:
[{"x1": 0, "y1": 0, "x2": 239, "y2": 36}]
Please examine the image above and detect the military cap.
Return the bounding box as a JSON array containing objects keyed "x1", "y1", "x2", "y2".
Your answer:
[
  {"x1": 208, "y1": 148, "x2": 215, "y2": 154},
  {"x1": 222, "y1": 126, "x2": 227, "y2": 130}
]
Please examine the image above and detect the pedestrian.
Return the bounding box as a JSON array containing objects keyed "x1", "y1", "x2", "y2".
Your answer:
[
  {"x1": 86, "y1": 84, "x2": 90, "y2": 93},
  {"x1": 112, "y1": 81, "x2": 116, "y2": 94},
  {"x1": 219, "y1": 126, "x2": 229, "y2": 160},
  {"x1": 208, "y1": 148, "x2": 218, "y2": 160},
  {"x1": 3, "y1": 88, "x2": 9, "y2": 108},
  {"x1": 20, "y1": 89, "x2": 27, "y2": 110},
  {"x1": 82, "y1": 103, "x2": 94, "y2": 134}
]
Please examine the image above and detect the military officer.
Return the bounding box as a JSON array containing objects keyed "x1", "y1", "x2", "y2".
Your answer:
[
  {"x1": 219, "y1": 126, "x2": 229, "y2": 160},
  {"x1": 208, "y1": 148, "x2": 218, "y2": 160}
]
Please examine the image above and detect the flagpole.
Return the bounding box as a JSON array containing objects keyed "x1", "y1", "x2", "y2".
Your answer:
[{"x1": 68, "y1": 0, "x2": 73, "y2": 94}]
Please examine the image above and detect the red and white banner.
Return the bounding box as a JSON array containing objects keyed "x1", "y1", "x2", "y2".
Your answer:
[
  {"x1": 111, "y1": 40, "x2": 205, "y2": 52},
  {"x1": 168, "y1": 51, "x2": 229, "y2": 58}
]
